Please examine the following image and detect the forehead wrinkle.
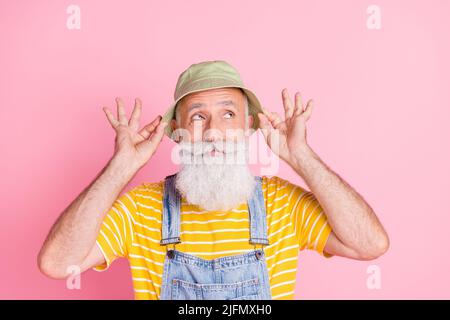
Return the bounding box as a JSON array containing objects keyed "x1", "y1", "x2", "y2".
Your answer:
[
  {"x1": 187, "y1": 102, "x2": 207, "y2": 113},
  {"x1": 215, "y1": 99, "x2": 236, "y2": 107},
  {"x1": 187, "y1": 99, "x2": 239, "y2": 113},
  {"x1": 177, "y1": 89, "x2": 246, "y2": 120}
]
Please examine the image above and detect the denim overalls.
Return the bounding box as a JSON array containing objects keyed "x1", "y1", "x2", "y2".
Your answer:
[{"x1": 159, "y1": 173, "x2": 272, "y2": 300}]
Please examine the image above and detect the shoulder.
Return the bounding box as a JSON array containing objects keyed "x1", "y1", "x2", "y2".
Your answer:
[
  {"x1": 125, "y1": 181, "x2": 165, "y2": 205},
  {"x1": 261, "y1": 175, "x2": 304, "y2": 193},
  {"x1": 136, "y1": 181, "x2": 164, "y2": 194},
  {"x1": 261, "y1": 175, "x2": 310, "y2": 208},
  {"x1": 123, "y1": 181, "x2": 165, "y2": 224}
]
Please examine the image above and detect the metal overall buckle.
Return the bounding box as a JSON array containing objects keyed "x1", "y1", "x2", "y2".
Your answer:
[
  {"x1": 253, "y1": 243, "x2": 264, "y2": 260},
  {"x1": 165, "y1": 243, "x2": 177, "y2": 259}
]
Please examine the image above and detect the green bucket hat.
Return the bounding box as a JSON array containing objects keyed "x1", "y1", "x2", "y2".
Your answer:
[{"x1": 162, "y1": 60, "x2": 263, "y2": 140}]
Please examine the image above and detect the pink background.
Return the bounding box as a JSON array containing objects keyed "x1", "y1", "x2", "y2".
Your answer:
[{"x1": 1, "y1": 0, "x2": 449, "y2": 299}]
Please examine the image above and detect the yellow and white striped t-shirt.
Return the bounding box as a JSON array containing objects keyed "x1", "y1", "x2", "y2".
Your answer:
[{"x1": 92, "y1": 175, "x2": 333, "y2": 300}]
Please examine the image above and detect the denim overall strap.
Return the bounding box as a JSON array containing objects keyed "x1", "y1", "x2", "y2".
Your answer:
[
  {"x1": 160, "y1": 173, "x2": 182, "y2": 245},
  {"x1": 248, "y1": 176, "x2": 270, "y2": 246}
]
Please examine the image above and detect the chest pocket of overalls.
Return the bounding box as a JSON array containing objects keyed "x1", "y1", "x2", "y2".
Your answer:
[
  {"x1": 159, "y1": 174, "x2": 272, "y2": 300},
  {"x1": 166, "y1": 248, "x2": 269, "y2": 300}
]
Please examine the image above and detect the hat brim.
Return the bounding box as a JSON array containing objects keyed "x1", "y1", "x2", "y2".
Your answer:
[{"x1": 162, "y1": 85, "x2": 263, "y2": 141}]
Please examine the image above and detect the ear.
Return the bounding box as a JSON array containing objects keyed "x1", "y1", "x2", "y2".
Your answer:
[
  {"x1": 171, "y1": 118, "x2": 178, "y2": 132},
  {"x1": 170, "y1": 118, "x2": 180, "y2": 143},
  {"x1": 247, "y1": 114, "x2": 254, "y2": 129}
]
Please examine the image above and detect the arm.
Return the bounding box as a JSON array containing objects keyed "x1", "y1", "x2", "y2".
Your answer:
[
  {"x1": 37, "y1": 156, "x2": 137, "y2": 279},
  {"x1": 37, "y1": 97, "x2": 168, "y2": 279},
  {"x1": 288, "y1": 144, "x2": 389, "y2": 260},
  {"x1": 258, "y1": 88, "x2": 389, "y2": 260}
]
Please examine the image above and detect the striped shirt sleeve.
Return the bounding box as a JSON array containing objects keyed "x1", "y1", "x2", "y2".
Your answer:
[
  {"x1": 288, "y1": 183, "x2": 334, "y2": 258},
  {"x1": 92, "y1": 186, "x2": 138, "y2": 272}
]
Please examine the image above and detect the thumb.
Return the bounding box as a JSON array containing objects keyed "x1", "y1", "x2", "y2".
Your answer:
[
  {"x1": 149, "y1": 121, "x2": 168, "y2": 144},
  {"x1": 139, "y1": 121, "x2": 168, "y2": 155}
]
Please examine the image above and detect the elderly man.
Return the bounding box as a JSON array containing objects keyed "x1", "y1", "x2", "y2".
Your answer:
[{"x1": 38, "y1": 60, "x2": 389, "y2": 300}]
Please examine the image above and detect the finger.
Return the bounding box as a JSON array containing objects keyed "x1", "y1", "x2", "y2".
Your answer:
[
  {"x1": 271, "y1": 112, "x2": 283, "y2": 127},
  {"x1": 258, "y1": 112, "x2": 273, "y2": 130},
  {"x1": 257, "y1": 113, "x2": 272, "y2": 141},
  {"x1": 282, "y1": 88, "x2": 295, "y2": 119},
  {"x1": 139, "y1": 116, "x2": 162, "y2": 140},
  {"x1": 129, "y1": 98, "x2": 142, "y2": 131},
  {"x1": 138, "y1": 115, "x2": 162, "y2": 140},
  {"x1": 294, "y1": 92, "x2": 303, "y2": 117},
  {"x1": 261, "y1": 106, "x2": 272, "y2": 119},
  {"x1": 103, "y1": 107, "x2": 119, "y2": 128},
  {"x1": 302, "y1": 99, "x2": 314, "y2": 121},
  {"x1": 137, "y1": 121, "x2": 167, "y2": 156},
  {"x1": 262, "y1": 107, "x2": 283, "y2": 128},
  {"x1": 148, "y1": 121, "x2": 168, "y2": 144},
  {"x1": 115, "y1": 97, "x2": 128, "y2": 125}
]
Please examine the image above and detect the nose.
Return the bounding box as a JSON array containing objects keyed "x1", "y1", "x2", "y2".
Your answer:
[
  {"x1": 203, "y1": 117, "x2": 223, "y2": 142},
  {"x1": 203, "y1": 129, "x2": 222, "y2": 142}
]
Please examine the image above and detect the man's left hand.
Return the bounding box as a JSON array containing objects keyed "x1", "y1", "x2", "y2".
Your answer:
[{"x1": 258, "y1": 88, "x2": 314, "y2": 166}]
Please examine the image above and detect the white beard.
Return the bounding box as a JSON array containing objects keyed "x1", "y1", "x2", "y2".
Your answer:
[{"x1": 175, "y1": 140, "x2": 256, "y2": 212}]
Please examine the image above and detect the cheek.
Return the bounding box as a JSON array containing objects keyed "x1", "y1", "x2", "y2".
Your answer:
[
  {"x1": 174, "y1": 119, "x2": 202, "y2": 142},
  {"x1": 235, "y1": 115, "x2": 248, "y2": 131},
  {"x1": 186, "y1": 122, "x2": 205, "y2": 141},
  {"x1": 226, "y1": 114, "x2": 246, "y2": 127},
  {"x1": 223, "y1": 118, "x2": 247, "y2": 139}
]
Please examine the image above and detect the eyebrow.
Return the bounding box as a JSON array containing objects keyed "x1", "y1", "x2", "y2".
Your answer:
[{"x1": 187, "y1": 100, "x2": 237, "y2": 113}]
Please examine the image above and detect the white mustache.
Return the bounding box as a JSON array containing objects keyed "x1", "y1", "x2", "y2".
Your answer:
[{"x1": 177, "y1": 140, "x2": 248, "y2": 156}]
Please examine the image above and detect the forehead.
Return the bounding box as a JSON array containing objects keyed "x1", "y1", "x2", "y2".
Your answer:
[{"x1": 179, "y1": 87, "x2": 245, "y2": 109}]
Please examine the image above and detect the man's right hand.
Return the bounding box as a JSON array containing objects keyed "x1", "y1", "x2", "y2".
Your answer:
[
  {"x1": 38, "y1": 97, "x2": 168, "y2": 279},
  {"x1": 103, "y1": 97, "x2": 168, "y2": 170}
]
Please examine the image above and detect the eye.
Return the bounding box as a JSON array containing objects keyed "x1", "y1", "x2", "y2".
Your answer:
[
  {"x1": 191, "y1": 114, "x2": 205, "y2": 121},
  {"x1": 224, "y1": 111, "x2": 235, "y2": 119}
]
